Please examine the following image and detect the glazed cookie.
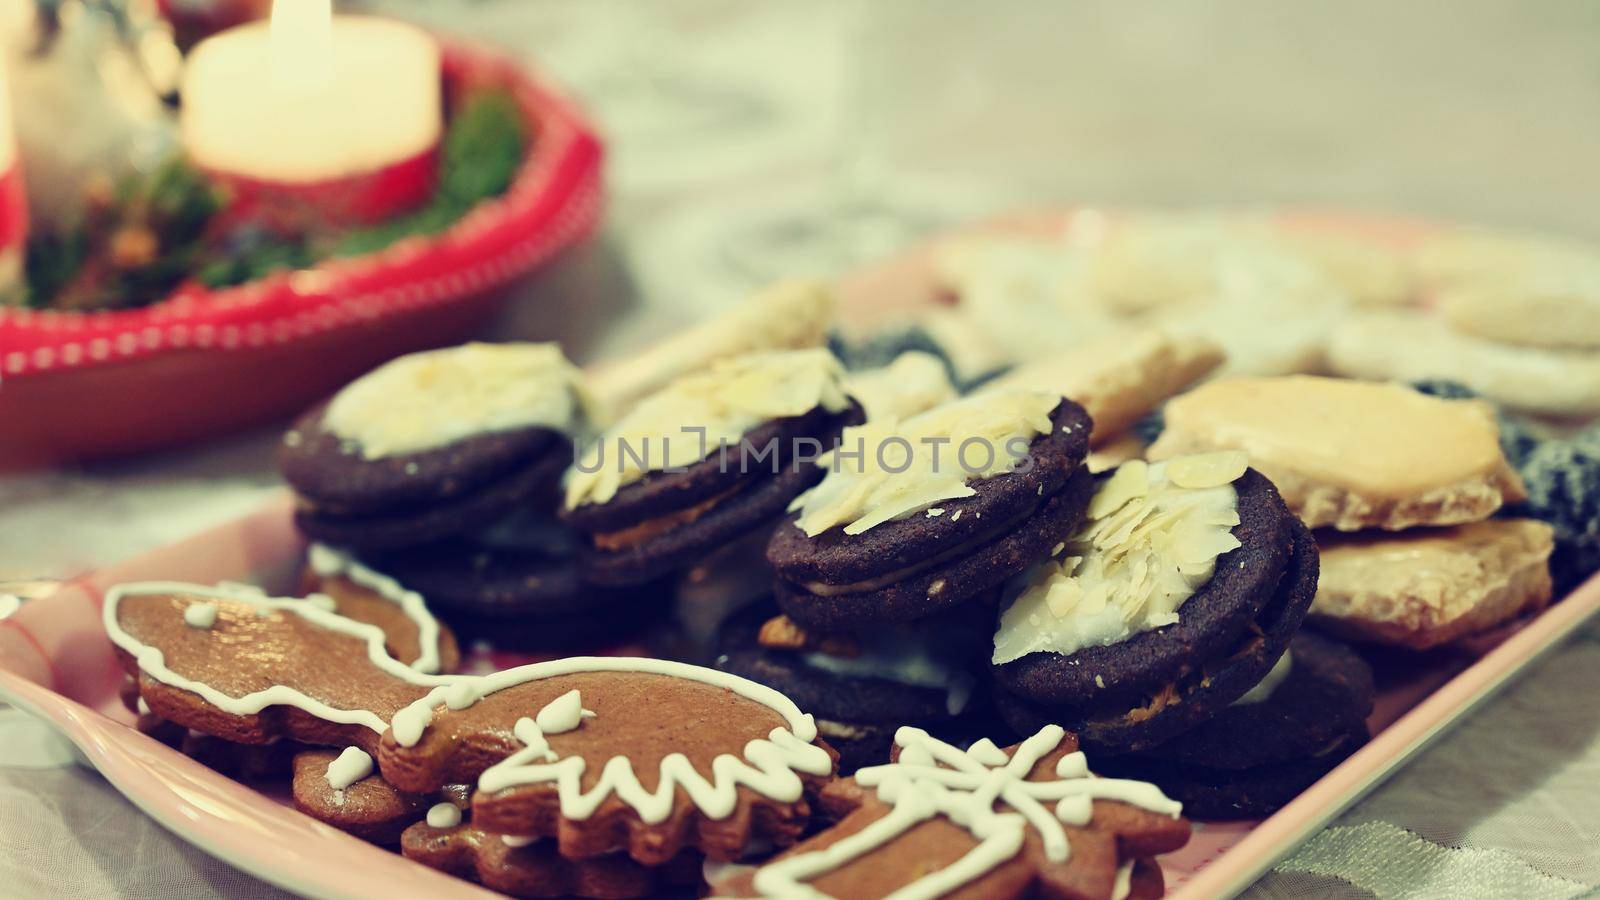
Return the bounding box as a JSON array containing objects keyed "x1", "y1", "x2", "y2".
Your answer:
[
  {"x1": 1326, "y1": 312, "x2": 1600, "y2": 417},
  {"x1": 1149, "y1": 375, "x2": 1526, "y2": 531},
  {"x1": 982, "y1": 328, "x2": 1223, "y2": 447},
  {"x1": 1093, "y1": 632, "x2": 1373, "y2": 820},
  {"x1": 1311, "y1": 519, "x2": 1554, "y2": 650},
  {"x1": 991, "y1": 455, "x2": 1317, "y2": 752},
  {"x1": 283, "y1": 342, "x2": 585, "y2": 550},
  {"x1": 714, "y1": 725, "x2": 1190, "y2": 900},
  {"x1": 564, "y1": 349, "x2": 859, "y2": 587},
  {"x1": 378, "y1": 659, "x2": 838, "y2": 864},
  {"x1": 714, "y1": 603, "x2": 985, "y2": 773},
  {"x1": 770, "y1": 392, "x2": 1095, "y2": 629}
]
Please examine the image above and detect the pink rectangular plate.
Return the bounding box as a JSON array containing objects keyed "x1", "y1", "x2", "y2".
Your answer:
[{"x1": 2, "y1": 494, "x2": 1598, "y2": 898}]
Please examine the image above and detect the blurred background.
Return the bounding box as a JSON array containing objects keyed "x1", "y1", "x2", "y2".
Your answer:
[{"x1": 5, "y1": 0, "x2": 1600, "y2": 574}]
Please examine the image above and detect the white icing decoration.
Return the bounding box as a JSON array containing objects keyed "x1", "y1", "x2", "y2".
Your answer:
[
  {"x1": 502, "y1": 835, "x2": 536, "y2": 848},
  {"x1": 182, "y1": 602, "x2": 218, "y2": 629},
  {"x1": 565, "y1": 348, "x2": 851, "y2": 509},
  {"x1": 104, "y1": 583, "x2": 457, "y2": 735},
  {"x1": 322, "y1": 342, "x2": 585, "y2": 459},
  {"x1": 992, "y1": 457, "x2": 1243, "y2": 665},
  {"x1": 791, "y1": 390, "x2": 1058, "y2": 537},
  {"x1": 107, "y1": 584, "x2": 833, "y2": 824},
  {"x1": 307, "y1": 593, "x2": 337, "y2": 612},
  {"x1": 1232, "y1": 651, "x2": 1293, "y2": 706},
  {"x1": 426, "y1": 802, "x2": 462, "y2": 829},
  {"x1": 1111, "y1": 859, "x2": 1135, "y2": 900},
  {"x1": 534, "y1": 689, "x2": 595, "y2": 734},
  {"x1": 429, "y1": 659, "x2": 833, "y2": 824},
  {"x1": 326, "y1": 747, "x2": 374, "y2": 790},
  {"x1": 136, "y1": 698, "x2": 151, "y2": 716},
  {"x1": 307, "y1": 543, "x2": 447, "y2": 674},
  {"x1": 750, "y1": 725, "x2": 1180, "y2": 899}
]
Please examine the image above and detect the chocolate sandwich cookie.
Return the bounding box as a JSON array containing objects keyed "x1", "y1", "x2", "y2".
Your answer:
[
  {"x1": 282, "y1": 343, "x2": 586, "y2": 551},
  {"x1": 991, "y1": 453, "x2": 1317, "y2": 753},
  {"x1": 714, "y1": 602, "x2": 986, "y2": 773},
  {"x1": 563, "y1": 349, "x2": 859, "y2": 587},
  {"x1": 1093, "y1": 633, "x2": 1374, "y2": 819},
  {"x1": 769, "y1": 392, "x2": 1095, "y2": 629}
]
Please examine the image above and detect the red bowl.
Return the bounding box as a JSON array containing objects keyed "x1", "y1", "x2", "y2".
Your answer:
[{"x1": 0, "y1": 40, "x2": 603, "y2": 471}]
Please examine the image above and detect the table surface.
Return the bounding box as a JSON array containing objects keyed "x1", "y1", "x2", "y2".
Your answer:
[{"x1": 4, "y1": 2, "x2": 1600, "y2": 898}]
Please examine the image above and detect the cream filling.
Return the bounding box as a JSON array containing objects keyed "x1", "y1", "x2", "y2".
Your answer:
[
  {"x1": 1230, "y1": 650, "x2": 1293, "y2": 707},
  {"x1": 802, "y1": 627, "x2": 978, "y2": 716}
]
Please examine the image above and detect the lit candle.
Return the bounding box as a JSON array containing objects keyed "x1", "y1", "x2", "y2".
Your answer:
[
  {"x1": 180, "y1": 1, "x2": 442, "y2": 231},
  {"x1": 0, "y1": 58, "x2": 26, "y2": 290}
]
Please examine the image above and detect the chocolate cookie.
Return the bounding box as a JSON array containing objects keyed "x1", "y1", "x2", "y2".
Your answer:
[
  {"x1": 994, "y1": 522, "x2": 1319, "y2": 753},
  {"x1": 714, "y1": 602, "x2": 986, "y2": 772},
  {"x1": 562, "y1": 350, "x2": 860, "y2": 587},
  {"x1": 1095, "y1": 728, "x2": 1369, "y2": 820},
  {"x1": 769, "y1": 398, "x2": 1095, "y2": 629},
  {"x1": 1120, "y1": 631, "x2": 1374, "y2": 771},
  {"x1": 281, "y1": 342, "x2": 586, "y2": 551}
]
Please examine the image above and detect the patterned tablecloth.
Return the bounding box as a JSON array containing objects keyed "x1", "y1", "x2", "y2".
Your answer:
[{"x1": 3, "y1": 2, "x2": 1600, "y2": 897}]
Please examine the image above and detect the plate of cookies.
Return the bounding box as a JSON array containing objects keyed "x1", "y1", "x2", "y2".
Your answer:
[{"x1": 3, "y1": 209, "x2": 1600, "y2": 899}]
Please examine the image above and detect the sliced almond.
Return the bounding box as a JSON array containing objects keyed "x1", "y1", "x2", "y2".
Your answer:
[
  {"x1": 1165, "y1": 450, "x2": 1249, "y2": 489},
  {"x1": 1088, "y1": 459, "x2": 1150, "y2": 519}
]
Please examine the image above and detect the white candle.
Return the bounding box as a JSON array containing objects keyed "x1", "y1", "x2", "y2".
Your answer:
[{"x1": 180, "y1": 2, "x2": 441, "y2": 223}]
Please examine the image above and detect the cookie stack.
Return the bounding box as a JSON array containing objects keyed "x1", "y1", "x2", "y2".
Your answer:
[
  {"x1": 1150, "y1": 375, "x2": 1554, "y2": 652},
  {"x1": 277, "y1": 341, "x2": 660, "y2": 651},
  {"x1": 719, "y1": 390, "x2": 1097, "y2": 771},
  {"x1": 985, "y1": 446, "x2": 1372, "y2": 818}
]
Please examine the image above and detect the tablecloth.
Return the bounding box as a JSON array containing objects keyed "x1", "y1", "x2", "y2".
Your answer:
[{"x1": 4, "y1": 1, "x2": 1600, "y2": 897}]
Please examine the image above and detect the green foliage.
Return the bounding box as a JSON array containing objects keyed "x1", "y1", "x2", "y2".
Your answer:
[{"x1": 12, "y1": 87, "x2": 528, "y2": 309}]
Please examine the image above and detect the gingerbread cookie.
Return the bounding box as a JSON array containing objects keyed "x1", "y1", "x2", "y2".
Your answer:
[
  {"x1": 563, "y1": 349, "x2": 859, "y2": 587},
  {"x1": 1149, "y1": 375, "x2": 1526, "y2": 531},
  {"x1": 107, "y1": 582, "x2": 451, "y2": 752},
  {"x1": 377, "y1": 658, "x2": 838, "y2": 864},
  {"x1": 290, "y1": 747, "x2": 449, "y2": 844},
  {"x1": 991, "y1": 456, "x2": 1317, "y2": 752},
  {"x1": 1311, "y1": 519, "x2": 1555, "y2": 650},
  {"x1": 282, "y1": 342, "x2": 585, "y2": 550},
  {"x1": 982, "y1": 328, "x2": 1223, "y2": 447},
  {"x1": 714, "y1": 725, "x2": 1190, "y2": 899},
  {"x1": 402, "y1": 819, "x2": 704, "y2": 899},
  {"x1": 770, "y1": 392, "x2": 1095, "y2": 629}
]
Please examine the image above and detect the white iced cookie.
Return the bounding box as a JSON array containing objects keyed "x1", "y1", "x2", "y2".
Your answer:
[
  {"x1": 983, "y1": 328, "x2": 1223, "y2": 446},
  {"x1": 790, "y1": 390, "x2": 1060, "y2": 537},
  {"x1": 1327, "y1": 311, "x2": 1600, "y2": 417},
  {"x1": 842, "y1": 351, "x2": 957, "y2": 423},
  {"x1": 565, "y1": 348, "x2": 852, "y2": 509},
  {"x1": 1149, "y1": 375, "x2": 1526, "y2": 531},
  {"x1": 1312, "y1": 519, "x2": 1554, "y2": 650},
  {"x1": 992, "y1": 453, "x2": 1246, "y2": 664},
  {"x1": 322, "y1": 342, "x2": 586, "y2": 459}
]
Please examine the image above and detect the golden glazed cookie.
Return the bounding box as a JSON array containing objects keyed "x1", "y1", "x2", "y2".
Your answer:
[
  {"x1": 1312, "y1": 519, "x2": 1555, "y2": 650},
  {"x1": 983, "y1": 328, "x2": 1223, "y2": 447},
  {"x1": 1147, "y1": 376, "x2": 1526, "y2": 531},
  {"x1": 1327, "y1": 311, "x2": 1600, "y2": 417}
]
